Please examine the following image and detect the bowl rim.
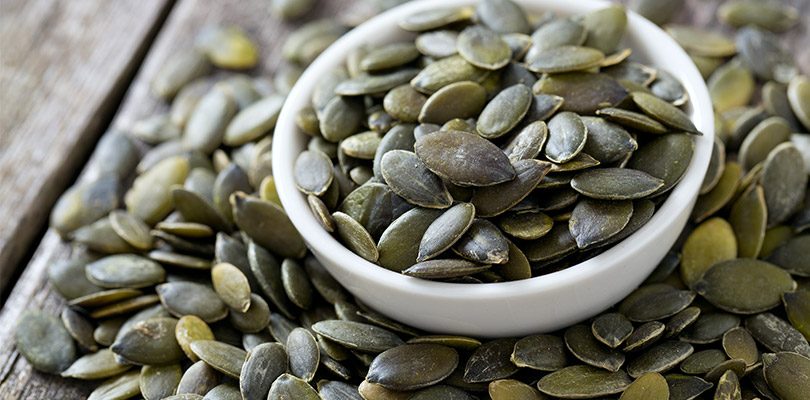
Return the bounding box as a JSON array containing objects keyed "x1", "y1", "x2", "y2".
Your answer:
[{"x1": 274, "y1": 0, "x2": 714, "y2": 301}]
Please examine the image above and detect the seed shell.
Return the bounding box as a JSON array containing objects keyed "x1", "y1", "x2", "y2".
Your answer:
[
  {"x1": 627, "y1": 341, "x2": 694, "y2": 378},
  {"x1": 471, "y1": 159, "x2": 551, "y2": 218},
  {"x1": 381, "y1": 150, "x2": 452, "y2": 209},
  {"x1": 464, "y1": 338, "x2": 519, "y2": 383},
  {"x1": 569, "y1": 198, "x2": 633, "y2": 249},
  {"x1": 367, "y1": 344, "x2": 458, "y2": 391},
  {"x1": 111, "y1": 317, "x2": 184, "y2": 365},
  {"x1": 696, "y1": 258, "x2": 796, "y2": 314},
  {"x1": 571, "y1": 168, "x2": 664, "y2": 200},
  {"x1": 419, "y1": 81, "x2": 487, "y2": 125},
  {"x1": 457, "y1": 25, "x2": 511, "y2": 70},
  {"x1": 746, "y1": 313, "x2": 810, "y2": 357},
  {"x1": 680, "y1": 312, "x2": 741, "y2": 345},
  {"x1": 312, "y1": 320, "x2": 404, "y2": 353},
  {"x1": 545, "y1": 111, "x2": 588, "y2": 164},
  {"x1": 565, "y1": 324, "x2": 625, "y2": 372},
  {"x1": 536, "y1": 365, "x2": 632, "y2": 399},
  {"x1": 477, "y1": 84, "x2": 533, "y2": 139},
  {"x1": 190, "y1": 340, "x2": 246, "y2": 379},
  {"x1": 535, "y1": 73, "x2": 627, "y2": 115}
]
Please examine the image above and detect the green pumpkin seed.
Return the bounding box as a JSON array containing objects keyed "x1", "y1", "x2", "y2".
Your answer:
[
  {"x1": 151, "y1": 49, "x2": 211, "y2": 100},
  {"x1": 183, "y1": 85, "x2": 237, "y2": 154},
  {"x1": 651, "y1": 69, "x2": 688, "y2": 106},
  {"x1": 68, "y1": 288, "x2": 143, "y2": 309},
  {"x1": 763, "y1": 81, "x2": 803, "y2": 132},
  {"x1": 631, "y1": 92, "x2": 698, "y2": 133},
  {"x1": 415, "y1": 30, "x2": 458, "y2": 58},
  {"x1": 338, "y1": 182, "x2": 413, "y2": 239},
  {"x1": 294, "y1": 150, "x2": 334, "y2": 197},
  {"x1": 366, "y1": 344, "x2": 458, "y2": 390},
  {"x1": 278, "y1": 258, "x2": 313, "y2": 310},
  {"x1": 464, "y1": 338, "x2": 519, "y2": 383},
  {"x1": 664, "y1": 306, "x2": 701, "y2": 338},
  {"x1": 596, "y1": 107, "x2": 669, "y2": 134},
  {"x1": 377, "y1": 207, "x2": 443, "y2": 272},
  {"x1": 696, "y1": 258, "x2": 796, "y2": 314},
  {"x1": 571, "y1": 168, "x2": 663, "y2": 200},
  {"x1": 407, "y1": 335, "x2": 481, "y2": 352},
  {"x1": 746, "y1": 313, "x2": 810, "y2": 356},
  {"x1": 681, "y1": 349, "x2": 728, "y2": 375},
  {"x1": 247, "y1": 242, "x2": 297, "y2": 319},
  {"x1": 529, "y1": 45, "x2": 605, "y2": 74},
  {"x1": 680, "y1": 312, "x2": 741, "y2": 345},
  {"x1": 59, "y1": 306, "x2": 97, "y2": 352},
  {"x1": 477, "y1": 84, "x2": 532, "y2": 138},
  {"x1": 666, "y1": 25, "x2": 736, "y2": 57},
  {"x1": 569, "y1": 198, "x2": 633, "y2": 249},
  {"x1": 140, "y1": 364, "x2": 183, "y2": 400},
  {"x1": 472, "y1": 159, "x2": 551, "y2": 218},
  {"x1": 761, "y1": 143, "x2": 808, "y2": 226},
  {"x1": 399, "y1": 7, "x2": 474, "y2": 32},
  {"x1": 232, "y1": 193, "x2": 307, "y2": 259},
  {"x1": 239, "y1": 344, "x2": 287, "y2": 400},
  {"x1": 411, "y1": 56, "x2": 490, "y2": 95},
  {"x1": 343, "y1": 131, "x2": 382, "y2": 160},
  {"x1": 703, "y1": 358, "x2": 746, "y2": 382},
  {"x1": 788, "y1": 75, "x2": 810, "y2": 131},
  {"x1": 497, "y1": 211, "x2": 553, "y2": 240},
  {"x1": 548, "y1": 153, "x2": 601, "y2": 173},
  {"x1": 627, "y1": 341, "x2": 694, "y2": 378},
  {"x1": 762, "y1": 352, "x2": 810, "y2": 400},
  {"x1": 592, "y1": 313, "x2": 634, "y2": 349},
  {"x1": 582, "y1": 5, "x2": 627, "y2": 54},
  {"x1": 157, "y1": 282, "x2": 228, "y2": 323},
  {"x1": 456, "y1": 25, "x2": 511, "y2": 70},
  {"x1": 312, "y1": 320, "x2": 404, "y2": 353},
  {"x1": 722, "y1": 327, "x2": 759, "y2": 367},
  {"x1": 383, "y1": 86, "x2": 427, "y2": 124},
  {"x1": 318, "y1": 381, "x2": 363, "y2": 400},
  {"x1": 476, "y1": 0, "x2": 530, "y2": 33},
  {"x1": 527, "y1": 19, "x2": 586, "y2": 59},
  {"x1": 623, "y1": 321, "x2": 665, "y2": 352},
  {"x1": 544, "y1": 112, "x2": 587, "y2": 164},
  {"x1": 211, "y1": 262, "x2": 252, "y2": 313},
  {"x1": 304, "y1": 256, "x2": 349, "y2": 305},
  {"x1": 718, "y1": 1, "x2": 799, "y2": 31},
  {"x1": 86, "y1": 254, "x2": 165, "y2": 289},
  {"x1": 14, "y1": 310, "x2": 76, "y2": 374},
  {"x1": 522, "y1": 223, "x2": 578, "y2": 262},
  {"x1": 360, "y1": 42, "x2": 419, "y2": 72},
  {"x1": 87, "y1": 370, "x2": 141, "y2": 400},
  {"x1": 175, "y1": 315, "x2": 215, "y2": 363},
  {"x1": 112, "y1": 317, "x2": 184, "y2": 365},
  {"x1": 267, "y1": 374, "x2": 320, "y2": 400},
  {"x1": 714, "y1": 369, "x2": 742, "y2": 399},
  {"x1": 565, "y1": 324, "x2": 625, "y2": 372},
  {"x1": 126, "y1": 156, "x2": 190, "y2": 225},
  {"x1": 681, "y1": 217, "x2": 738, "y2": 288},
  {"x1": 333, "y1": 211, "x2": 379, "y2": 262},
  {"x1": 692, "y1": 162, "x2": 743, "y2": 223},
  {"x1": 286, "y1": 328, "x2": 319, "y2": 382},
  {"x1": 493, "y1": 239, "x2": 530, "y2": 280},
  {"x1": 93, "y1": 318, "x2": 125, "y2": 348},
  {"x1": 620, "y1": 372, "x2": 669, "y2": 400},
  {"x1": 666, "y1": 374, "x2": 714, "y2": 400},
  {"x1": 403, "y1": 259, "x2": 490, "y2": 280},
  {"x1": 177, "y1": 360, "x2": 219, "y2": 395},
  {"x1": 534, "y1": 72, "x2": 627, "y2": 115},
  {"x1": 738, "y1": 116, "x2": 791, "y2": 171},
  {"x1": 489, "y1": 379, "x2": 545, "y2": 400},
  {"x1": 190, "y1": 340, "x2": 246, "y2": 379},
  {"x1": 335, "y1": 68, "x2": 420, "y2": 96},
  {"x1": 537, "y1": 365, "x2": 632, "y2": 399},
  {"x1": 415, "y1": 130, "x2": 515, "y2": 186},
  {"x1": 109, "y1": 210, "x2": 153, "y2": 251},
  {"x1": 419, "y1": 81, "x2": 487, "y2": 124},
  {"x1": 48, "y1": 258, "x2": 103, "y2": 300},
  {"x1": 728, "y1": 186, "x2": 767, "y2": 258},
  {"x1": 452, "y1": 219, "x2": 509, "y2": 264},
  {"x1": 701, "y1": 136, "x2": 726, "y2": 195},
  {"x1": 229, "y1": 293, "x2": 271, "y2": 333},
  {"x1": 501, "y1": 121, "x2": 548, "y2": 162},
  {"x1": 581, "y1": 117, "x2": 636, "y2": 164},
  {"x1": 417, "y1": 203, "x2": 476, "y2": 262},
  {"x1": 90, "y1": 294, "x2": 160, "y2": 319},
  {"x1": 380, "y1": 150, "x2": 452, "y2": 209},
  {"x1": 195, "y1": 26, "x2": 257, "y2": 69},
  {"x1": 708, "y1": 58, "x2": 755, "y2": 113},
  {"x1": 783, "y1": 291, "x2": 810, "y2": 342}
]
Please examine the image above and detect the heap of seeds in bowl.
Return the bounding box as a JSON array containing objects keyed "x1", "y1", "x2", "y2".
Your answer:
[
  {"x1": 294, "y1": 1, "x2": 704, "y2": 281},
  {"x1": 12, "y1": 0, "x2": 810, "y2": 399}
]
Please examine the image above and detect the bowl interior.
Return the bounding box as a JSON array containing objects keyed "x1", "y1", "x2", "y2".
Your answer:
[{"x1": 274, "y1": 0, "x2": 714, "y2": 336}]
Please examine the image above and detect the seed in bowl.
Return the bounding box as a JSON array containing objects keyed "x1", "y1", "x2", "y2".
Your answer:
[{"x1": 293, "y1": 0, "x2": 703, "y2": 282}]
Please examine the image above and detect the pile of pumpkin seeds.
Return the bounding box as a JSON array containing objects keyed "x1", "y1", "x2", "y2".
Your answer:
[
  {"x1": 293, "y1": 0, "x2": 707, "y2": 281},
  {"x1": 14, "y1": 0, "x2": 810, "y2": 399}
]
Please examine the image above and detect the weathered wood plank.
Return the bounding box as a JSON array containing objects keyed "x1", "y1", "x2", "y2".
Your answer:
[
  {"x1": 0, "y1": 0, "x2": 807, "y2": 398},
  {"x1": 0, "y1": 0, "x2": 175, "y2": 296}
]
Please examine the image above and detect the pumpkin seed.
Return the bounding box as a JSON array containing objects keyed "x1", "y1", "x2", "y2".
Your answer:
[
  {"x1": 477, "y1": 84, "x2": 532, "y2": 138},
  {"x1": 87, "y1": 370, "x2": 141, "y2": 400},
  {"x1": 112, "y1": 317, "x2": 184, "y2": 365},
  {"x1": 489, "y1": 379, "x2": 545, "y2": 400},
  {"x1": 623, "y1": 321, "x2": 665, "y2": 353},
  {"x1": 692, "y1": 162, "x2": 743, "y2": 223},
  {"x1": 620, "y1": 372, "x2": 669, "y2": 400},
  {"x1": 581, "y1": 117, "x2": 636, "y2": 164},
  {"x1": 177, "y1": 360, "x2": 219, "y2": 395},
  {"x1": 761, "y1": 143, "x2": 808, "y2": 227},
  {"x1": 335, "y1": 68, "x2": 421, "y2": 97},
  {"x1": 174, "y1": 315, "x2": 215, "y2": 363},
  {"x1": 701, "y1": 136, "x2": 727, "y2": 195},
  {"x1": 665, "y1": 374, "x2": 714, "y2": 400},
  {"x1": 141, "y1": 364, "x2": 183, "y2": 400},
  {"x1": 696, "y1": 258, "x2": 796, "y2": 314},
  {"x1": 592, "y1": 313, "x2": 634, "y2": 349},
  {"x1": 411, "y1": 55, "x2": 489, "y2": 94},
  {"x1": 631, "y1": 92, "x2": 698, "y2": 133},
  {"x1": 457, "y1": 25, "x2": 511, "y2": 70},
  {"x1": 680, "y1": 217, "x2": 738, "y2": 288},
  {"x1": 681, "y1": 312, "x2": 741, "y2": 345},
  {"x1": 527, "y1": 18, "x2": 586, "y2": 59},
  {"x1": 451, "y1": 219, "x2": 509, "y2": 264},
  {"x1": 399, "y1": 7, "x2": 474, "y2": 32},
  {"x1": 377, "y1": 207, "x2": 444, "y2": 272},
  {"x1": 666, "y1": 25, "x2": 736, "y2": 57},
  {"x1": 312, "y1": 320, "x2": 404, "y2": 353},
  {"x1": 544, "y1": 112, "x2": 587, "y2": 163},
  {"x1": 704, "y1": 358, "x2": 746, "y2": 382},
  {"x1": 232, "y1": 193, "x2": 306, "y2": 259},
  {"x1": 223, "y1": 95, "x2": 284, "y2": 146},
  {"x1": 195, "y1": 26, "x2": 257, "y2": 69},
  {"x1": 189, "y1": 340, "x2": 246, "y2": 379},
  {"x1": 380, "y1": 150, "x2": 453, "y2": 209},
  {"x1": 762, "y1": 352, "x2": 810, "y2": 400},
  {"x1": 681, "y1": 349, "x2": 728, "y2": 375},
  {"x1": 537, "y1": 365, "x2": 632, "y2": 399},
  {"x1": 708, "y1": 58, "x2": 755, "y2": 113},
  {"x1": 571, "y1": 168, "x2": 663, "y2": 200},
  {"x1": 596, "y1": 107, "x2": 669, "y2": 134},
  {"x1": 582, "y1": 5, "x2": 627, "y2": 54},
  {"x1": 157, "y1": 282, "x2": 227, "y2": 323},
  {"x1": 284, "y1": 328, "x2": 319, "y2": 382},
  {"x1": 565, "y1": 324, "x2": 625, "y2": 372},
  {"x1": 472, "y1": 159, "x2": 551, "y2": 218},
  {"x1": 627, "y1": 341, "x2": 694, "y2": 378},
  {"x1": 464, "y1": 338, "x2": 519, "y2": 383},
  {"x1": 569, "y1": 198, "x2": 633, "y2": 249},
  {"x1": 529, "y1": 46, "x2": 605, "y2": 74},
  {"x1": 718, "y1": 1, "x2": 799, "y2": 31},
  {"x1": 788, "y1": 75, "x2": 810, "y2": 131},
  {"x1": 332, "y1": 211, "x2": 379, "y2": 262},
  {"x1": 746, "y1": 313, "x2": 810, "y2": 357},
  {"x1": 419, "y1": 81, "x2": 487, "y2": 125},
  {"x1": 535, "y1": 72, "x2": 627, "y2": 115},
  {"x1": 722, "y1": 327, "x2": 759, "y2": 367},
  {"x1": 360, "y1": 42, "x2": 419, "y2": 72},
  {"x1": 14, "y1": 310, "x2": 76, "y2": 374},
  {"x1": 415, "y1": 130, "x2": 515, "y2": 186},
  {"x1": 366, "y1": 344, "x2": 458, "y2": 390},
  {"x1": 403, "y1": 259, "x2": 490, "y2": 280},
  {"x1": 86, "y1": 254, "x2": 165, "y2": 289},
  {"x1": 415, "y1": 30, "x2": 458, "y2": 58}
]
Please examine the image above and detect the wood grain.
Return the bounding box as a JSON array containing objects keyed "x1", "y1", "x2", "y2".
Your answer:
[
  {"x1": 0, "y1": 0, "x2": 175, "y2": 296},
  {"x1": 0, "y1": 0, "x2": 807, "y2": 398}
]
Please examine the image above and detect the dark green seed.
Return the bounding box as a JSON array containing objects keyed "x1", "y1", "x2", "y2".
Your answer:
[
  {"x1": 111, "y1": 317, "x2": 184, "y2": 365},
  {"x1": 367, "y1": 344, "x2": 458, "y2": 391},
  {"x1": 572, "y1": 168, "x2": 664, "y2": 200},
  {"x1": 592, "y1": 313, "x2": 634, "y2": 348},
  {"x1": 536, "y1": 365, "x2": 632, "y2": 398},
  {"x1": 312, "y1": 320, "x2": 404, "y2": 353},
  {"x1": 695, "y1": 258, "x2": 796, "y2": 314},
  {"x1": 626, "y1": 341, "x2": 694, "y2": 378},
  {"x1": 464, "y1": 338, "x2": 519, "y2": 383}
]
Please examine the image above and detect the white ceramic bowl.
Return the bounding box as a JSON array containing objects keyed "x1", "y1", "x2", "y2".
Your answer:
[{"x1": 274, "y1": 0, "x2": 714, "y2": 337}]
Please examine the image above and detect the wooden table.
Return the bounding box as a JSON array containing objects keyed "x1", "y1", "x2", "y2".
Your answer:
[{"x1": 0, "y1": 0, "x2": 807, "y2": 397}]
